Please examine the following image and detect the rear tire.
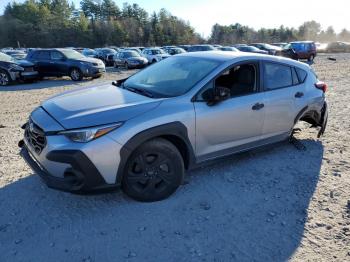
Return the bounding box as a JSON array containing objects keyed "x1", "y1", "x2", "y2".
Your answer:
[
  {"x1": 308, "y1": 55, "x2": 315, "y2": 62},
  {"x1": 122, "y1": 138, "x2": 184, "y2": 202},
  {"x1": 70, "y1": 68, "x2": 83, "y2": 81},
  {"x1": 0, "y1": 69, "x2": 11, "y2": 86}
]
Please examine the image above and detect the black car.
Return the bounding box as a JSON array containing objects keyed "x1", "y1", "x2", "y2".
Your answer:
[
  {"x1": 165, "y1": 47, "x2": 186, "y2": 55},
  {"x1": 0, "y1": 52, "x2": 38, "y2": 86},
  {"x1": 113, "y1": 50, "x2": 148, "y2": 69},
  {"x1": 95, "y1": 48, "x2": 117, "y2": 66},
  {"x1": 187, "y1": 45, "x2": 217, "y2": 52},
  {"x1": 250, "y1": 43, "x2": 282, "y2": 55},
  {"x1": 236, "y1": 45, "x2": 269, "y2": 54},
  {"x1": 26, "y1": 49, "x2": 105, "y2": 81}
]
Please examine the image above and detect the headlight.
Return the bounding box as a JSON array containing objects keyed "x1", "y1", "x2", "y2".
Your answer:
[
  {"x1": 9, "y1": 64, "x2": 24, "y2": 72},
  {"x1": 80, "y1": 62, "x2": 92, "y2": 66},
  {"x1": 58, "y1": 123, "x2": 123, "y2": 143}
]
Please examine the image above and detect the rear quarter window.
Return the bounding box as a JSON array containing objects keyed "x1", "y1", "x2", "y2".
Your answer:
[
  {"x1": 263, "y1": 62, "x2": 293, "y2": 90},
  {"x1": 295, "y1": 67, "x2": 308, "y2": 83}
]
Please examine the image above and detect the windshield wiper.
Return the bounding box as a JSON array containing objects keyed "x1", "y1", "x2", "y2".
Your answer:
[
  {"x1": 119, "y1": 82, "x2": 154, "y2": 98},
  {"x1": 126, "y1": 86, "x2": 154, "y2": 98}
]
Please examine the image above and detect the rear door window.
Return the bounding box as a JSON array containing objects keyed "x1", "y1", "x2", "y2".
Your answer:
[
  {"x1": 263, "y1": 62, "x2": 293, "y2": 90},
  {"x1": 37, "y1": 51, "x2": 50, "y2": 60}
]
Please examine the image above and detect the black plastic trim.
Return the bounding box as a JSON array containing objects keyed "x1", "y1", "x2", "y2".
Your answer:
[
  {"x1": 116, "y1": 122, "x2": 196, "y2": 185},
  {"x1": 20, "y1": 143, "x2": 113, "y2": 193}
]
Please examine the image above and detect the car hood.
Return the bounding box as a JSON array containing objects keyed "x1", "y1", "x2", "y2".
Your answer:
[
  {"x1": 15, "y1": 59, "x2": 34, "y2": 67},
  {"x1": 75, "y1": 57, "x2": 103, "y2": 64},
  {"x1": 41, "y1": 83, "x2": 161, "y2": 130}
]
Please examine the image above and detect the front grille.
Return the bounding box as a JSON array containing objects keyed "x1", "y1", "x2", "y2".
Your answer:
[
  {"x1": 24, "y1": 67, "x2": 34, "y2": 72},
  {"x1": 25, "y1": 119, "x2": 46, "y2": 155}
]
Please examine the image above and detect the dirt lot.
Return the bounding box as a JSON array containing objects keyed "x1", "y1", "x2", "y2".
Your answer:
[{"x1": 0, "y1": 54, "x2": 349, "y2": 262}]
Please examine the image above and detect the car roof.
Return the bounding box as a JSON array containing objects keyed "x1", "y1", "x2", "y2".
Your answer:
[
  {"x1": 177, "y1": 51, "x2": 310, "y2": 69},
  {"x1": 290, "y1": 41, "x2": 315, "y2": 44}
]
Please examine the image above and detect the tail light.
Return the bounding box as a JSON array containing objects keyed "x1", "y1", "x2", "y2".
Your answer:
[{"x1": 315, "y1": 81, "x2": 328, "y2": 93}]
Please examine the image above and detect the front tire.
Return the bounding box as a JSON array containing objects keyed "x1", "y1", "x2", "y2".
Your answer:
[
  {"x1": 70, "y1": 68, "x2": 83, "y2": 81},
  {"x1": 0, "y1": 70, "x2": 11, "y2": 86},
  {"x1": 122, "y1": 138, "x2": 184, "y2": 202}
]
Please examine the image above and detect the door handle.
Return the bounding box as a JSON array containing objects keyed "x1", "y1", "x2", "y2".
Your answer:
[
  {"x1": 295, "y1": 92, "x2": 304, "y2": 98},
  {"x1": 252, "y1": 103, "x2": 264, "y2": 110}
]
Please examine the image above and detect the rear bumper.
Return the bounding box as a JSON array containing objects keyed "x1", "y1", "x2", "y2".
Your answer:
[{"x1": 19, "y1": 142, "x2": 118, "y2": 193}]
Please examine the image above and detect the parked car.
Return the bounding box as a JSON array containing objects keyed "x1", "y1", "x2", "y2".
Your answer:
[
  {"x1": 113, "y1": 50, "x2": 148, "y2": 69},
  {"x1": 3, "y1": 50, "x2": 27, "y2": 60},
  {"x1": 19, "y1": 52, "x2": 328, "y2": 202},
  {"x1": 250, "y1": 43, "x2": 282, "y2": 55},
  {"x1": 236, "y1": 45, "x2": 268, "y2": 54},
  {"x1": 187, "y1": 45, "x2": 217, "y2": 52},
  {"x1": 178, "y1": 45, "x2": 191, "y2": 51},
  {"x1": 125, "y1": 47, "x2": 142, "y2": 54},
  {"x1": 141, "y1": 48, "x2": 170, "y2": 64},
  {"x1": 271, "y1": 43, "x2": 288, "y2": 48},
  {"x1": 217, "y1": 46, "x2": 239, "y2": 52},
  {"x1": 82, "y1": 48, "x2": 98, "y2": 58},
  {"x1": 165, "y1": 47, "x2": 186, "y2": 55},
  {"x1": 26, "y1": 48, "x2": 105, "y2": 81},
  {"x1": 326, "y1": 41, "x2": 350, "y2": 53},
  {"x1": 0, "y1": 52, "x2": 38, "y2": 86},
  {"x1": 95, "y1": 48, "x2": 117, "y2": 66},
  {"x1": 281, "y1": 41, "x2": 317, "y2": 61}
]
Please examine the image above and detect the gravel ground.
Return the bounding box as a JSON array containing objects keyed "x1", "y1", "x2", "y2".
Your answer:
[{"x1": 0, "y1": 55, "x2": 349, "y2": 262}]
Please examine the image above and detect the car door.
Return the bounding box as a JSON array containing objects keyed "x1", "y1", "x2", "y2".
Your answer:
[
  {"x1": 49, "y1": 51, "x2": 68, "y2": 76},
  {"x1": 194, "y1": 61, "x2": 266, "y2": 160},
  {"x1": 33, "y1": 51, "x2": 51, "y2": 76},
  {"x1": 261, "y1": 61, "x2": 305, "y2": 138}
]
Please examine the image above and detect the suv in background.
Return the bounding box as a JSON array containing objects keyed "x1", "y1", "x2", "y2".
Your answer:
[
  {"x1": 187, "y1": 45, "x2": 216, "y2": 52},
  {"x1": 0, "y1": 52, "x2": 38, "y2": 86},
  {"x1": 26, "y1": 48, "x2": 105, "y2": 81},
  {"x1": 141, "y1": 48, "x2": 170, "y2": 64},
  {"x1": 282, "y1": 41, "x2": 317, "y2": 61},
  {"x1": 250, "y1": 43, "x2": 282, "y2": 55},
  {"x1": 95, "y1": 48, "x2": 117, "y2": 66}
]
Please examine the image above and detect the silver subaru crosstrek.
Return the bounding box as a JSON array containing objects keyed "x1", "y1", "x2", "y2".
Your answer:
[{"x1": 19, "y1": 51, "x2": 328, "y2": 202}]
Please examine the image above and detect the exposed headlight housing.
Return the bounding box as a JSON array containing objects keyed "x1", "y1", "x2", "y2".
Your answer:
[{"x1": 58, "y1": 123, "x2": 123, "y2": 143}]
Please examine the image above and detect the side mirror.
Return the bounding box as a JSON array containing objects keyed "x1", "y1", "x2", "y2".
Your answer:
[{"x1": 202, "y1": 86, "x2": 230, "y2": 106}]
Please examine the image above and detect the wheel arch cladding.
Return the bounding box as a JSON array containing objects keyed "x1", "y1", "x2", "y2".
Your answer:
[{"x1": 116, "y1": 122, "x2": 196, "y2": 185}]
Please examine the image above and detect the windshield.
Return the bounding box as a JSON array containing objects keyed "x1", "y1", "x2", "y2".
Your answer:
[
  {"x1": 0, "y1": 52, "x2": 14, "y2": 62},
  {"x1": 84, "y1": 49, "x2": 96, "y2": 55},
  {"x1": 124, "y1": 51, "x2": 140, "y2": 57},
  {"x1": 123, "y1": 56, "x2": 220, "y2": 97},
  {"x1": 60, "y1": 49, "x2": 86, "y2": 59}
]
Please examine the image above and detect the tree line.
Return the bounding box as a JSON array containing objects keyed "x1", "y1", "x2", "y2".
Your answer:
[
  {"x1": 0, "y1": 0, "x2": 349, "y2": 48},
  {"x1": 209, "y1": 21, "x2": 350, "y2": 45}
]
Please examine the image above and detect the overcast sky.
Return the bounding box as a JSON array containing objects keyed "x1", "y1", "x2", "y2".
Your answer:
[{"x1": 1, "y1": 0, "x2": 349, "y2": 37}]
